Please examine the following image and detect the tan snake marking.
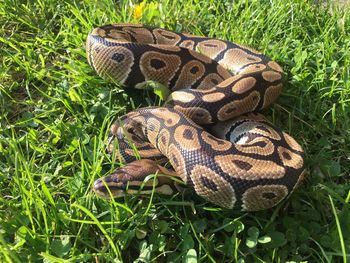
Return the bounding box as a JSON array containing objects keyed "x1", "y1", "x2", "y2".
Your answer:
[{"x1": 88, "y1": 24, "x2": 305, "y2": 211}]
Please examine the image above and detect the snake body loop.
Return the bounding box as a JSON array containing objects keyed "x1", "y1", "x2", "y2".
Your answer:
[{"x1": 88, "y1": 24, "x2": 305, "y2": 211}]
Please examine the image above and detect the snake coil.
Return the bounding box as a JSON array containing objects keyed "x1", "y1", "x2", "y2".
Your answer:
[{"x1": 87, "y1": 23, "x2": 305, "y2": 211}]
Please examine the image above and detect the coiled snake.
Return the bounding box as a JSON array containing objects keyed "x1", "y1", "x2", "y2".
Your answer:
[{"x1": 87, "y1": 23, "x2": 305, "y2": 211}]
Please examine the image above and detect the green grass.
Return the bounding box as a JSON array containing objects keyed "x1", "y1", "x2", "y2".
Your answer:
[{"x1": 0, "y1": 0, "x2": 349, "y2": 262}]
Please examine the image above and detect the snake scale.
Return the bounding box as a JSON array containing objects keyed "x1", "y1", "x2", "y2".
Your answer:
[{"x1": 87, "y1": 23, "x2": 305, "y2": 211}]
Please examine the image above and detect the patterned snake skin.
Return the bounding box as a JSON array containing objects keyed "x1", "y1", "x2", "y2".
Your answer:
[{"x1": 87, "y1": 23, "x2": 305, "y2": 211}]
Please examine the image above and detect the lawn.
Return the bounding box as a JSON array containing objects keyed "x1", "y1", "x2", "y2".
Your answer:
[{"x1": 0, "y1": 0, "x2": 349, "y2": 262}]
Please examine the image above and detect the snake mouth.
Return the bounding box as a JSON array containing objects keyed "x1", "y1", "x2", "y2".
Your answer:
[
  {"x1": 93, "y1": 176, "x2": 175, "y2": 199},
  {"x1": 93, "y1": 172, "x2": 141, "y2": 199},
  {"x1": 93, "y1": 176, "x2": 147, "y2": 199},
  {"x1": 93, "y1": 159, "x2": 178, "y2": 199},
  {"x1": 93, "y1": 178, "x2": 115, "y2": 199}
]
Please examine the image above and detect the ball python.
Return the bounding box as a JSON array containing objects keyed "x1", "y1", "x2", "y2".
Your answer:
[{"x1": 87, "y1": 23, "x2": 305, "y2": 211}]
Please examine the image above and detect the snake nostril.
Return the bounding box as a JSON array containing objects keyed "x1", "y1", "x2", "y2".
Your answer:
[
  {"x1": 93, "y1": 179, "x2": 103, "y2": 192},
  {"x1": 94, "y1": 178, "x2": 103, "y2": 185}
]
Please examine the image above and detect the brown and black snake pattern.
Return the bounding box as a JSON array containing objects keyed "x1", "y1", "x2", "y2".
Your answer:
[{"x1": 88, "y1": 23, "x2": 305, "y2": 211}]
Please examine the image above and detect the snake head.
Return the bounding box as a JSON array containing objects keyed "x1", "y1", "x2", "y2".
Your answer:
[{"x1": 93, "y1": 159, "x2": 176, "y2": 199}]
